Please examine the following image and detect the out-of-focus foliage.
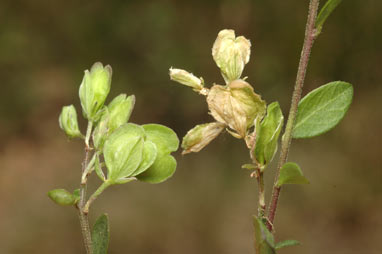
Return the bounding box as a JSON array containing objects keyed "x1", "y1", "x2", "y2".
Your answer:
[{"x1": 0, "y1": 0, "x2": 381, "y2": 253}]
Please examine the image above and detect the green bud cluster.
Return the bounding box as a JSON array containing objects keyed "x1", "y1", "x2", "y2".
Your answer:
[
  {"x1": 51, "y1": 62, "x2": 179, "y2": 210},
  {"x1": 79, "y1": 62, "x2": 112, "y2": 122}
]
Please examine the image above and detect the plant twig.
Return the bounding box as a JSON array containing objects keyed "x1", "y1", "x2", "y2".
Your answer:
[
  {"x1": 267, "y1": 0, "x2": 320, "y2": 231},
  {"x1": 257, "y1": 170, "x2": 266, "y2": 218},
  {"x1": 83, "y1": 181, "x2": 111, "y2": 214},
  {"x1": 78, "y1": 121, "x2": 94, "y2": 254}
]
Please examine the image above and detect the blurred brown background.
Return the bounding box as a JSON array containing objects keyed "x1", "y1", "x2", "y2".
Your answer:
[{"x1": 0, "y1": 0, "x2": 381, "y2": 253}]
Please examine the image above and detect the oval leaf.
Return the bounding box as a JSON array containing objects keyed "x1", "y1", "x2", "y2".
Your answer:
[
  {"x1": 254, "y1": 102, "x2": 284, "y2": 169},
  {"x1": 275, "y1": 239, "x2": 301, "y2": 250},
  {"x1": 315, "y1": 0, "x2": 342, "y2": 35},
  {"x1": 142, "y1": 124, "x2": 179, "y2": 155},
  {"x1": 131, "y1": 140, "x2": 157, "y2": 176},
  {"x1": 276, "y1": 162, "x2": 309, "y2": 187},
  {"x1": 136, "y1": 154, "x2": 177, "y2": 184},
  {"x1": 92, "y1": 214, "x2": 110, "y2": 254},
  {"x1": 103, "y1": 124, "x2": 145, "y2": 181},
  {"x1": 293, "y1": 81, "x2": 353, "y2": 138},
  {"x1": 137, "y1": 124, "x2": 179, "y2": 184}
]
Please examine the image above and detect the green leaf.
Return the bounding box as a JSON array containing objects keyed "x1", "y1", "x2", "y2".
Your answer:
[
  {"x1": 136, "y1": 154, "x2": 177, "y2": 184},
  {"x1": 103, "y1": 124, "x2": 145, "y2": 181},
  {"x1": 253, "y1": 216, "x2": 276, "y2": 254},
  {"x1": 293, "y1": 81, "x2": 353, "y2": 138},
  {"x1": 276, "y1": 162, "x2": 309, "y2": 187},
  {"x1": 242, "y1": 164, "x2": 256, "y2": 170},
  {"x1": 142, "y1": 124, "x2": 179, "y2": 155},
  {"x1": 254, "y1": 102, "x2": 284, "y2": 169},
  {"x1": 315, "y1": 0, "x2": 342, "y2": 35},
  {"x1": 47, "y1": 189, "x2": 76, "y2": 206},
  {"x1": 132, "y1": 140, "x2": 157, "y2": 176},
  {"x1": 92, "y1": 214, "x2": 110, "y2": 254},
  {"x1": 275, "y1": 239, "x2": 301, "y2": 250},
  {"x1": 136, "y1": 124, "x2": 179, "y2": 184}
]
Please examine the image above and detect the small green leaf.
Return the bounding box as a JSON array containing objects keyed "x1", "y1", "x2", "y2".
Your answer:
[
  {"x1": 315, "y1": 0, "x2": 342, "y2": 35},
  {"x1": 242, "y1": 164, "x2": 256, "y2": 170},
  {"x1": 103, "y1": 124, "x2": 145, "y2": 181},
  {"x1": 276, "y1": 162, "x2": 309, "y2": 187},
  {"x1": 142, "y1": 124, "x2": 179, "y2": 155},
  {"x1": 136, "y1": 154, "x2": 177, "y2": 184},
  {"x1": 132, "y1": 140, "x2": 157, "y2": 176},
  {"x1": 92, "y1": 214, "x2": 110, "y2": 254},
  {"x1": 254, "y1": 102, "x2": 284, "y2": 169},
  {"x1": 253, "y1": 216, "x2": 276, "y2": 254},
  {"x1": 293, "y1": 81, "x2": 353, "y2": 138},
  {"x1": 275, "y1": 239, "x2": 301, "y2": 250},
  {"x1": 136, "y1": 124, "x2": 179, "y2": 184},
  {"x1": 47, "y1": 189, "x2": 76, "y2": 206}
]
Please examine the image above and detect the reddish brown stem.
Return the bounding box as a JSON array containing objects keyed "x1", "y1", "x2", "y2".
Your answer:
[{"x1": 267, "y1": 0, "x2": 320, "y2": 231}]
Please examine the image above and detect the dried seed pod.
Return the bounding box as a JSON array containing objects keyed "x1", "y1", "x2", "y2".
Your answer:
[
  {"x1": 207, "y1": 80, "x2": 266, "y2": 138},
  {"x1": 212, "y1": 29, "x2": 251, "y2": 83},
  {"x1": 182, "y1": 122, "x2": 225, "y2": 154}
]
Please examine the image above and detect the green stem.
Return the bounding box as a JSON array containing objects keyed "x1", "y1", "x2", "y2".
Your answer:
[
  {"x1": 267, "y1": 0, "x2": 320, "y2": 231},
  {"x1": 81, "y1": 153, "x2": 97, "y2": 184},
  {"x1": 257, "y1": 170, "x2": 266, "y2": 218},
  {"x1": 78, "y1": 121, "x2": 94, "y2": 254},
  {"x1": 83, "y1": 181, "x2": 112, "y2": 214},
  {"x1": 85, "y1": 121, "x2": 93, "y2": 149}
]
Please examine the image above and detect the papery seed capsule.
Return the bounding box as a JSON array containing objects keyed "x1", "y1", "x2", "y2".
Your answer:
[
  {"x1": 169, "y1": 68, "x2": 204, "y2": 91},
  {"x1": 212, "y1": 29, "x2": 251, "y2": 83},
  {"x1": 182, "y1": 122, "x2": 225, "y2": 154}
]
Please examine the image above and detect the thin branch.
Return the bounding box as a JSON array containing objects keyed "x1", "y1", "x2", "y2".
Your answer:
[
  {"x1": 83, "y1": 181, "x2": 111, "y2": 214},
  {"x1": 78, "y1": 121, "x2": 94, "y2": 254},
  {"x1": 267, "y1": 0, "x2": 320, "y2": 231},
  {"x1": 257, "y1": 170, "x2": 266, "y2": 218}
]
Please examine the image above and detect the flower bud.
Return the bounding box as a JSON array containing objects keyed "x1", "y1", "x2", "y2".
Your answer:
[
  {"x1": 59, "y1": 105, "x2": 82, "y2": 138},
  {"x1": 47, "y1": 189, "x2": 77, "y2": 206},
  {"x1": 107, "y1": 94, "x2": 135, "y2": 131},
  {"x1": 169, "y1": 68, "x2": 204, "y2": 91},
  {"x1": 212, "y1": 29, "x2": 251, "y2": 83},
  {"x1": 79, "y1": 62, "x2": 112, "y2": 122},
  {"x1": 207, "y1": 80, "x2": 266, "y2": 138},
  {"x1": 181, "y1": 122, "x2": 225, "y2": 154},
  {"x1": 92, "y1": 94, "x2": 135, "y2": 150}
]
